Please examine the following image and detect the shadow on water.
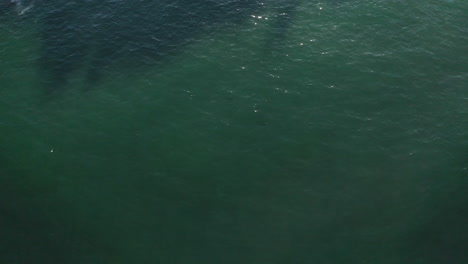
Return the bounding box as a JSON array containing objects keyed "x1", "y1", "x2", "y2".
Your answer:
[{"x1": 29, "y1": 0, "x2": 299, "y2": 96}]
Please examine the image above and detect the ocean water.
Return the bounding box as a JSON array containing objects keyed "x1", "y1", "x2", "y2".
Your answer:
[{"x1": 0, "y1": 1, "x2": 467, "y2": 263}]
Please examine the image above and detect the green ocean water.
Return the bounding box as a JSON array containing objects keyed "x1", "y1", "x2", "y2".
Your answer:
[{"x1": 0, "y1": 1, "x2": 467, "y2": 263}]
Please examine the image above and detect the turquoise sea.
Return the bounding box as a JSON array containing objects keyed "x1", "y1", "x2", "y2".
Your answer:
[{"x1": 0, "y1": 1, "x2": 467, "y2": 263}]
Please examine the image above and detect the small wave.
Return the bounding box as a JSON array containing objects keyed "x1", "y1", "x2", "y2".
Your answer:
[{"x1": 11, "y1": 0, "x2": 34, "y2": 15}]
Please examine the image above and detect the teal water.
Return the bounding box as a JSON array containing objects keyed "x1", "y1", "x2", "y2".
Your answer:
[{"x1": 1, "y1": 1, "x2": 467, "y2": 263}]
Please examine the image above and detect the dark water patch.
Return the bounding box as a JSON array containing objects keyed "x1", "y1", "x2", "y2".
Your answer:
[
  {"x1": 0, "y1": 1, "x2": 16, "y2": 16},
  {"x1": 29, "y1": 0, "x2": 299, "y2": 95}
]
